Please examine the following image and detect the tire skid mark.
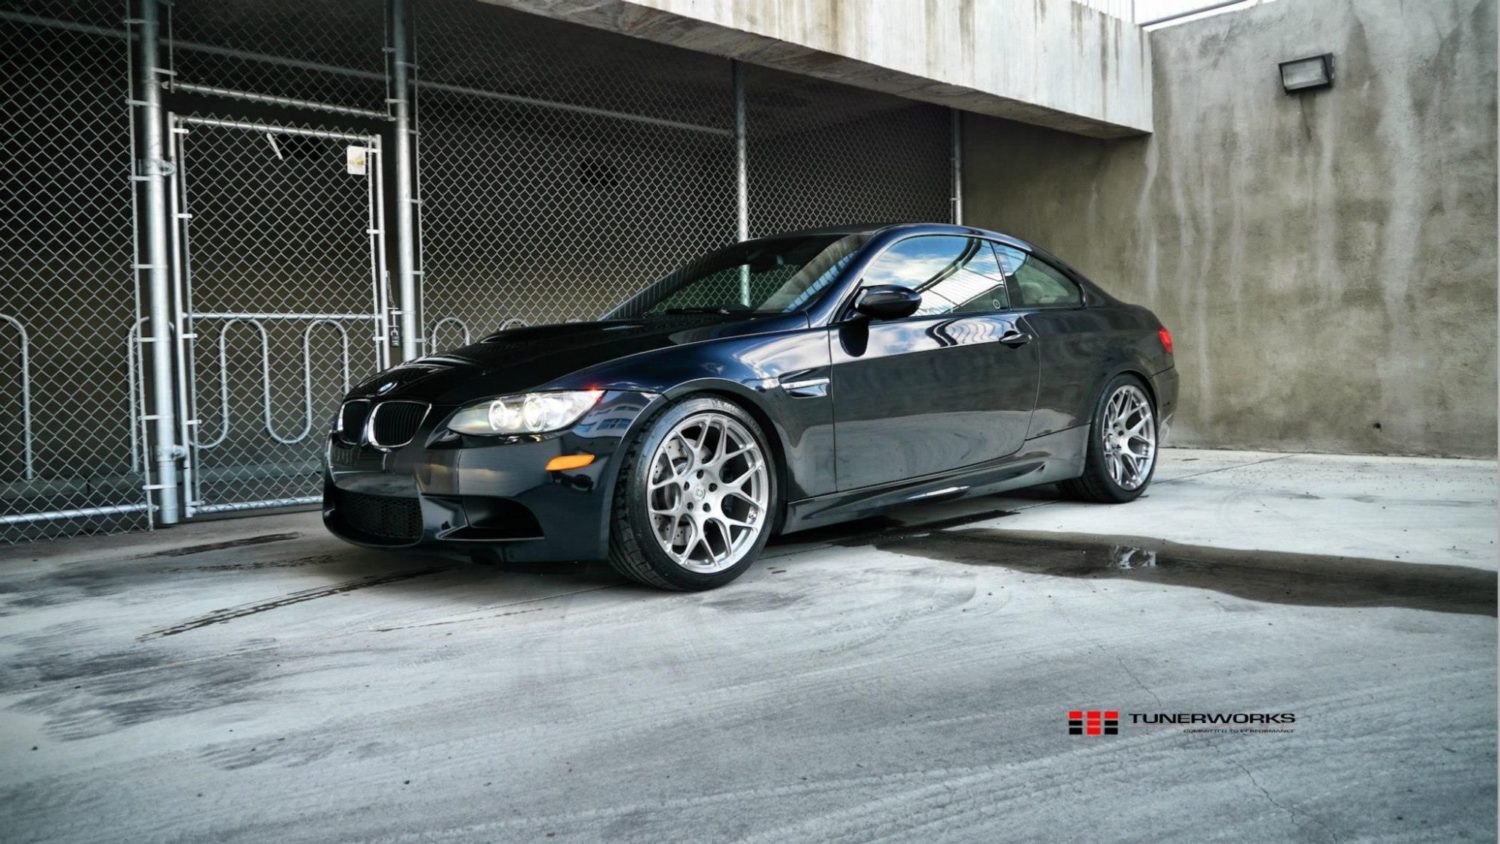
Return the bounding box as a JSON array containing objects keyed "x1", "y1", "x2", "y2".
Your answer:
[
  {"x1": 138, "y1": 566, "x2": 449, "y2": 640},
  {"x1": 1155, "y1": 453, "x2": 1295, "y2": 485},
  {"x1": 387, "y1": 739, "x2": 1156, "y2": 842},
  {"x1": 381, "y1": 762, "x2": 1010, "y2": 840},
  {"x1": 158, "y1": 554, "x2": 343, "y2": 575},
  {"x1": 5, "y1": 643, "x2": 284, "y2": 692},
  {"x1": 370, "y1": 583, "x2": 622, "y2": 632},
  {"x1": 132, "y1": 532, "x2": 301, "y2": 559}
]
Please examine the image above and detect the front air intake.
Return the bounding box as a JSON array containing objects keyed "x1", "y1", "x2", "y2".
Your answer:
[
  {"x1": 334, "y1": 489, "x2": 422, "y2": 541},
  {"x1": 367, "y1": 401, "x2": 429, "y2": 449}
]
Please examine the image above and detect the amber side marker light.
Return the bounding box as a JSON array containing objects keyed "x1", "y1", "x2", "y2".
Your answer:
[{"x1": 545, "y1": 454, "x2": 596, "y2": 472}]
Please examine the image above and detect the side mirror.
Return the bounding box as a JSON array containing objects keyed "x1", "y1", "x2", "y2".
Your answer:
[{"x1": 852, "y1": 284, "x2": 922, "y2": 320}]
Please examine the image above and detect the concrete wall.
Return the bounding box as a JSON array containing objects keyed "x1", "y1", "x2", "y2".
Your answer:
[
  {"x1": 483, "y1": 0, "x2": 1152, "y2": 138},
  {"x1": 963, "y1": 0, "x2": 1498, "y2": 457}
]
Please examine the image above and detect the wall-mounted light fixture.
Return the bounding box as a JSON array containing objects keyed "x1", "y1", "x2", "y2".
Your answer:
[{"x1": 1279, "y1": 54, "x2": 1334, "y2": 93}]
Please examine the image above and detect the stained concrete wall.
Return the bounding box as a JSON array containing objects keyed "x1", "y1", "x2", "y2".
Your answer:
[
  {"x1": 483, "y1": 0, "x2": 1152, "y2": 138},
  {"x1": 963, "y1": 0, "x2": 1498, "y2": 457}
]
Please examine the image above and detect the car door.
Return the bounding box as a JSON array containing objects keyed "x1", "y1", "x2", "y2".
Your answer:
[
  {"x1": 830, "y1": 235, "x2": 1040, "y2": 491},
  {"x1": 992, "y1": 243, "x2": 1109, "y2": 438}
]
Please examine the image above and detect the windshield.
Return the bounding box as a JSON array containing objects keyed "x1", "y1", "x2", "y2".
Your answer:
[{"x1": 603, "y1": 233, "x2": 869, "y2": 319}]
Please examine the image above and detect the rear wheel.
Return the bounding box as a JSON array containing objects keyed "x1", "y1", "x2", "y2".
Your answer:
[
  {"x1": 608, "y1": 396, "x2": 776, "y2": 590},
  {"x1": 1061, "y1": 375, "x2": 1158, "y2": 503}
]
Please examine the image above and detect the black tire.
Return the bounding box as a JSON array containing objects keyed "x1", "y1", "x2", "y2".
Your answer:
[
  {"x1": 1060, "y1": 373, "x2": 1159, "y2": 503},
  {"x1": 607, "y1": 396, "x2": 778, "y2": 591}
]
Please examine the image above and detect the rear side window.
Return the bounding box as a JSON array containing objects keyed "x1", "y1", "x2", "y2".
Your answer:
[
  {"x1": 994, "y1": 244, "x2": 1082, "y2": 308},
  {"x1": 860, "y1": 235, "x2": 1010, "y2": 316}
]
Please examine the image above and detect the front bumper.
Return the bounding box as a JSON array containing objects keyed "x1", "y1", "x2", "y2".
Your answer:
[{"x1": 323, "y1": 390, "x2": 658, "y2": 562}]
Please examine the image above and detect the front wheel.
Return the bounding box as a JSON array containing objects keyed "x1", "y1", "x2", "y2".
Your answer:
[
  {"x1": 1060, "y1": 375, "x2": 1158, "y2": 503},
  {"x1": 607, "y1": 396, "x2": 777, "y2": 590}
]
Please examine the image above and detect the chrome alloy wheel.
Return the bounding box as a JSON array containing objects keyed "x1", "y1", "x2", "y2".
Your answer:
[
  {"x1": 1101, "y1": 384, "x2": 1156, "y2": 491},
  {"x1": 645, "y1": 411, "x2": 770, "y2": 573}
]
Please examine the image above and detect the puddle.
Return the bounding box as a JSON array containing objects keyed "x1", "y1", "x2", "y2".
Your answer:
[{"x1": 870, "y1": 529, "x2": 1497, "y2": 617}]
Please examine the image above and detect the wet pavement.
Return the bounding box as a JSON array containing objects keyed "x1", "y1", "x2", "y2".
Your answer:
[
  {"x1": 868, "y1": 528, "x2": 1498, "y2": 616},
  {"x1": 0, "y1": 448, "x2": 1495, "y2": 842}
]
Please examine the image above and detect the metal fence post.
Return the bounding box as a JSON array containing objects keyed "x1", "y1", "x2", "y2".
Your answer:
[
  {"x1": 134, "y1": 0, "x2": 181, "y2": 525},
  {"x1": 951, "y1": 108, "x2": 963, "y2": 225},
  {"x1": 390, "y1": 0, "x2": 419, "y2": 362},
  {"x1": 733, "y1": 60, "x2": 749, "y2": 302}
]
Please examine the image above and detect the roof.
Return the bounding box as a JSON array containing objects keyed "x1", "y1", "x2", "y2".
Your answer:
[{"x1": 753, "y1": 222, "x2": 1042, "y2": 254}]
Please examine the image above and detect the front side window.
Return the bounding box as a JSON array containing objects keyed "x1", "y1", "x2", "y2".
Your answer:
[
  {"x1": 994, "y1": 244, "x2": 1082, "y2": 308},
  {"x1": 859, "y1": 235, "x2": 1010, "y2": 316}
]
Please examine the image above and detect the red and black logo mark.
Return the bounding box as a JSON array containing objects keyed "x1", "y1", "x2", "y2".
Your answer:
[{"x1": 1069, "y1": 710, "x2": 1119, "y2": 736}]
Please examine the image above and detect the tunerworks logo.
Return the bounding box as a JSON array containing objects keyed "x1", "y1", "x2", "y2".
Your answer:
[
  {"x1": 1133, "y1": 713, "x2": 1296, "y2": 732},
  {"x1": 1068, "y1": 710, "x2": 1296, "y2": 735},
  {"x1": 1068, "y1": 710, "x2": 1118, "y2": 736}
]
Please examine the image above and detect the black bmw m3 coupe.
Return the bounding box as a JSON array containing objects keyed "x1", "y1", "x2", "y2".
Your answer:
[{"x1": 324, "y1": 223, "x2": 1178, "y2": 590}]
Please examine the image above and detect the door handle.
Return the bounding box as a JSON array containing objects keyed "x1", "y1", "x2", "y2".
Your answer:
[{"x1": 999, "y1": 328, "x2": 1032, "y2": 347}]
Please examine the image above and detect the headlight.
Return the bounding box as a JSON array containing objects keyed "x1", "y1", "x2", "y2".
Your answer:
[{"x1": 447, "y1": 390, "x2": 603, "y2": 436}]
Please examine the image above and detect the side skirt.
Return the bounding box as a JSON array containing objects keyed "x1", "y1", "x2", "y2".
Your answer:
[{"x1": 780, "y1": 426, "x2": 1088, "y2": 535}]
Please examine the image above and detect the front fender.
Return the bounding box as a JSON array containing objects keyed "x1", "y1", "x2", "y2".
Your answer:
[{"x1": 548, "y1": 328, "x2": 837, "y2": 503}]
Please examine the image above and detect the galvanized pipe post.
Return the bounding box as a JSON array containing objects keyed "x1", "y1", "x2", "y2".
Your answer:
[
  {"x1": 134, "y1": 0, "x2": 181, "y2": 524},
  {"x1": 732, "y1": 60, "x2": 749, "y2": 304},
  {"x1": 951, "y1": 108, "x2": 963, "y2": 225},
  {"x1": 389, "y1": 0, "x2": 419, "y2": 362}
]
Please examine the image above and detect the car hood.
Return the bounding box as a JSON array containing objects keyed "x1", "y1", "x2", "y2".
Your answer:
[{"x1": 347, "y1": 314, "x2": 805, "y2": 404}]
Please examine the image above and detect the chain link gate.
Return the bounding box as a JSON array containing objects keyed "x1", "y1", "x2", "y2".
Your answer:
[
  {"x1": 2, "y1": 0, "x2": 956, "y2": 543},
  {"x1": 168, "y1": 117, "x2": 389, "y2": 515}
]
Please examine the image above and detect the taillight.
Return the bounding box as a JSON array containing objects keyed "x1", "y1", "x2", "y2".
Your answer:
[{"x1": 1157, "y1": 326, "x2": 1173, "y2": 355}]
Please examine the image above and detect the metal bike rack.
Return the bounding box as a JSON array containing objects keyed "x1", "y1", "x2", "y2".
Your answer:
[{"x1": 0, "y1": 315, "x2": 35, "y2": 481}]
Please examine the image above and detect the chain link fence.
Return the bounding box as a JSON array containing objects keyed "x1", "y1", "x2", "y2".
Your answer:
[
  {"x1": 413, "y1": 0, "x2": 739, "y2": 341},
  {"x1": 1, "y1": 1, "x2": 146, "y2": 541},
  {"x1": 1, "y1": 0, "x2": 954, "y2": 543},
  {"x1": 745, "y1": 66, "x2": 953, "y2": 237},
  {"x1": 413, "y1": 1, "x2": 952, "y2": 342},
  {"x1": 166, "y1": 0, "x2": 389, "y2": 116}
]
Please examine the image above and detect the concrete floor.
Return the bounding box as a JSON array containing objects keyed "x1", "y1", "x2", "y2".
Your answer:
[{"x1": 1, "y1": 448, "x2": 1495, "y2": 842}]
